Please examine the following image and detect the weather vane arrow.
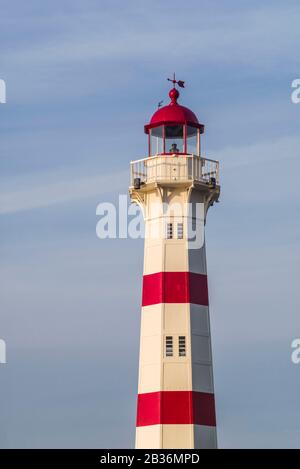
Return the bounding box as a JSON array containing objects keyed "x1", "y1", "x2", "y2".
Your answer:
[{"x1": 167, "y1": 73, "x2": 185, "y2": 88}]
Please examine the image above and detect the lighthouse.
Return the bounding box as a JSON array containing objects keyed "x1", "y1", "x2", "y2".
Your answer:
[{"x1": 129, "y1": 77, "x2": 220, "y2": 449}]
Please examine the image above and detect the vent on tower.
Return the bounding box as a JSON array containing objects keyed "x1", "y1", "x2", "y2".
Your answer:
[
  {"x1": 165, "y1": 336, "x2": 173, "y2": 357},
  {"x1": 179, "y1": 336, "x2": 186, "y2": 357}
]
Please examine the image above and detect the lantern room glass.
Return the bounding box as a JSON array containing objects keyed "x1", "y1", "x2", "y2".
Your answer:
[
  {"x1": 186, "y1": 125, "x2": 199, "y2": 155},
  {"x1": 149, "y1": 126, "x2": 164, "y2": 155},
  {"x1": 165, "y1": 125, "x2": 184, "y2": 153},
  {"x1": 149, "y1": 125, "x2": 200, "y2": 156}
]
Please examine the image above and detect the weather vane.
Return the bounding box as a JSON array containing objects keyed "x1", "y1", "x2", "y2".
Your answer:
[{"x1": 167, "y1": 72, "x2": 185, "y2": 88}]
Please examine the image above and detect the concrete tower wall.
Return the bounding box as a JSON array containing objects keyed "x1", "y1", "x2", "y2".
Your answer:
[{"x1": 135, "y1": 187, "x2": 217, "y2": 449}]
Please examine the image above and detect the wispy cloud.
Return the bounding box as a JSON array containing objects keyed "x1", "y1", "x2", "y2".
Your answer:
[
  {"x1": 215, "y1": 134, "x2": 300, "y2": 168},
  {"x1": 1, "y1": 2, "x2": 300, "y2": 105},
  {"x1": 2, "y1": 4, "x2": 299, "y2": 68},
  {"x1": 1, "y1": 133, "x2": 299, "y2": 214},
  {"x1": 0, "y1": 170, "x2": 127, "y2": 214}
]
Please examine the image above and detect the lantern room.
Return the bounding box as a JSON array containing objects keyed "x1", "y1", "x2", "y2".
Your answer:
[{"x1": 144, "y1": 86, "x2": 204, "y2": 157}]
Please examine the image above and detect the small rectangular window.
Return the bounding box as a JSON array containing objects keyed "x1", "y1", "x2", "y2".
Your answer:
[
  {"x1": 166, "y1": 223, "x2": 173, "y2": 239},
  {"x1": 179, "y1": 336, "x2": 186, "y2": 357},
  {"x1": 165, "y1": 336, "x2": 173, "y2": 357},
  {"x1": 177, "y1": 223, "x2": 184, "y2": 239}
]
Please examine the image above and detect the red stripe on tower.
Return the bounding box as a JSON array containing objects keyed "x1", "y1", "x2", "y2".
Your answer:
[
  {"x1": 136, "y1": 391, "x2": 216, "y2": 427},
  {"x1": 142, "y1": 272, "x2": 209, "y2": 307}
]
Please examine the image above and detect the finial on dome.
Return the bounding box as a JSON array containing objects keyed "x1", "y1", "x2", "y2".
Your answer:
[
  {"x1": 167, "y1": 73, "x2": 185, "y2": 105},
  {"x1": 169, "y1": 87, "x2": 179, "y2": 105}
]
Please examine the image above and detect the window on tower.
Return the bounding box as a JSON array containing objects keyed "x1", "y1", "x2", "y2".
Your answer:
[
  {"x1": 179, "y1": 336, "x2": 186, "y2": 357},
  {"x1": 165, "y1": 336, "x2": 173, "y2": 357},
  {"x1": 166, "y1": 223, "x2": 173, "y2": 239},
  {"x1": 177, "y1": 223, "x2": 184, "y2": 239}
]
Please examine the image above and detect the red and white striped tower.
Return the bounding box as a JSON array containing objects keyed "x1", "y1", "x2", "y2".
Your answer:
[{"x1": 130, "y1": 78, "x2": 220, "y2": 449}]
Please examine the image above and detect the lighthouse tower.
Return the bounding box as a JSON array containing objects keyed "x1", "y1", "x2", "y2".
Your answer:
[{"x1": 130, "y1": 78, "x2": 220, "y2": 449}]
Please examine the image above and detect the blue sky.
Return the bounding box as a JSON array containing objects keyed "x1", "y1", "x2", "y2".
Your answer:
[{"x1": 0, "y1": 0, "x2": 300, "y2": 448}]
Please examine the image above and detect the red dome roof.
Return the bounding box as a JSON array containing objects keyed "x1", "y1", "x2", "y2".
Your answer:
[{"x1": 144, "y1": 87, "x2": 204, "y2": 134}]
